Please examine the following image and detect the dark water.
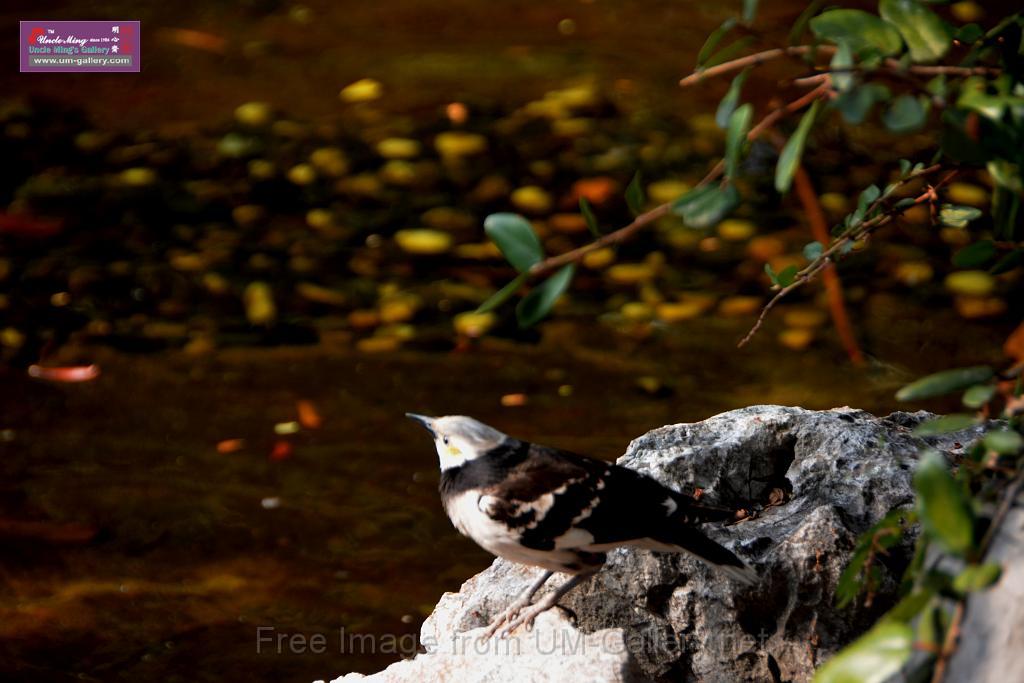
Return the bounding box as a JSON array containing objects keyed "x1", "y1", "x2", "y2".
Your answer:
[
  {"x1": 1, "y1": 1, "x2": 1017, "y2": 681},
  {"x1": 1, "y1": 312, "x2": 1006, "y2": 682}
]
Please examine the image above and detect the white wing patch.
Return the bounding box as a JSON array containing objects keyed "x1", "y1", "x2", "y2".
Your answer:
[{"x1": 662, "y1": 497, "x2": 678, "y2": 515}]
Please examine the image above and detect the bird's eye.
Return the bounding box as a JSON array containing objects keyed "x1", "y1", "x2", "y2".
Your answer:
[{"x1": 443, "y1": 436, "x2": 450, "y2": 445}]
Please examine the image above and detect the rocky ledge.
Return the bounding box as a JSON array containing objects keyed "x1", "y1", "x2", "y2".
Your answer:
[{"x1": 326, "y1": 405, "x2": 986, "y2": 683}]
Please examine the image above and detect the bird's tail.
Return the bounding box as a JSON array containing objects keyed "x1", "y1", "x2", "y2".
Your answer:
[{"x1": 649, "y1": 526, "x2": 759, "y2": 586}]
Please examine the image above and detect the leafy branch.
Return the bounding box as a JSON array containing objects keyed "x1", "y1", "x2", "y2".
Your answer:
[
  {"x1": 475, "y1": 0, "x2": 1021, "y2": 346},
  {"x1": 737, "y1": 163, "x2": 956, "y2": 348}
]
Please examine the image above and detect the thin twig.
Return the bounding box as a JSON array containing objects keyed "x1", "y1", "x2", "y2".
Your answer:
[
  {"x1": 680, "y1": 44, "x2": 1002, "y2": 89},
  {"x1": 931, "y1": 603, "x2": 965, "y2": 683},
  {"x1": 737, "y1": 165, "x2": 956, "y2": 348},
  {"x1": 680, "y1": 46, "x2": 834, "y2": 87},
  {"x1": 527, "y1": 203, "x2": 672, "y2": 276}
]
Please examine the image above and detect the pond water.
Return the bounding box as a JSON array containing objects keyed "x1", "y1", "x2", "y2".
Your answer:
[{"x1": 1, "y1": 1, "x2": 1017, "y2": 681}]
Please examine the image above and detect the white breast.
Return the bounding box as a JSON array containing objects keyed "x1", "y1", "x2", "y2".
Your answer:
[
  {"x1": 444, "y1": 491, "x2": 517, "y2": 552},
  {"x1": 443, "y1": 491, "x2": 587, "y2": 571}
]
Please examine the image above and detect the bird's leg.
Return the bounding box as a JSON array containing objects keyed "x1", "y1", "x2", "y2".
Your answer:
[
  {"x1": 480, "y1": 569, "x2": 553, "y2": 641},
  {"x1": 494, "y1": 571, "x2": 592, "y2": 639}
]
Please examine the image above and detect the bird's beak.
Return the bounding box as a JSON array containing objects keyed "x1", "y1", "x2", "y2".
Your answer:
[{"x1": 405, "y1": 413, "x2": 436, "y2": 435}]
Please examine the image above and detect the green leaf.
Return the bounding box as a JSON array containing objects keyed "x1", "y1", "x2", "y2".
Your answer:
[
  {"x1": 836, "y1": 509, "x2": 915, "y2": 609},
  {"x1": 939, "y1": 204, "x2": 983, "y2": 228},
  {"x1": 476, "y1": 272, "x2": 529, "y2": 314},
  {"x1": 916, "y1": 599, "x2": 947, "y2": 650},
  {"x1": 914, "y1": 450, "x2": 974, "y2": 556},
  {"x1": 990, "y1": 249, "x2": 1023, "y2": 275},
  {"x1": 961, "y1": 384, "x2": 996, "y2": 409},
  {"x1": 764, "y1": 263, "x2": 800, "y2": 288},
  {"x1": 697, "y1": 18, "x2": 737, "y2": 67},
  {"x1": 983, "y1": 429, "x2": 1023, "y2": 455},
  {"x1": 671, "y1": 184, "x2": 741, "y2": 229},
  {"x1": 953, "y1": 563, "x2": 1002, "y2": 594},
  {"x1": 625, "y1": 171, "x2": 645, "y2": 216},
  {"x1": 831, "y1": 41, "x2": 855, "y2": 92},
  {"x1": 858, "y1": 184, "x2": 881, "y2": 213},
  {"x1": 725, "y1": 103, "x2": 753, "y2": 180},
  {"x1": 515, "y1": 264, "x2": 575, "y2": 328},
  {"x1": 879, "y1": 0, "x2": 952, "y2": 63},
  {"x1": 579, "y1": 197, "x2": 601, "y2": 238},
  {"x1": 484, "y1": 213, "x2": 544, "y2": 273},
  {"x1": 882, "y1": 94, "x2": 927, "y2": 134},
  {"x1": 895, "y1": 366, "x2": 994, "y2": 401},
  {"x1": 803, "y1": 241, "x2": 824, "y2": 260},
  {"x1": 836, "y1": 544, "x2": 872, "y2": 608},
  {"x1": 957, "y1": 89, "x2": 1024, "y2": 123},
  {"x1": 885, "y1": 589, "x2": 935, "y2": 623},
  {"x1": 955, "y1": 23, "x2": 983, "y2": 44},
  {"x1": 716, "y1": 69, "x2": 751, "y2": 129},
  {"x1": 987, "y1": 160, "x2": 1024, "y2": 194},
  {"x1": 993, "y1": 186, "x2": 1021, "y2": 241},
  {"x1": 952, "y1": 240, "x2": 996, "y2": 268},
  {"x1": 742, "y1": 0, "x2": 758, "y2": 25},
  {"x1": 926, "y1": 74, "x2": 947, "y2": 101},
  {"x1": 778, "y1": 265, "x2": 799, "y2": 287},
  {"x1": 809, "y1": 9, "x2": 904, "y2": 56},
  {"x1": 913, "y1": 414, "x2": 978, "y2": 436},
  {"x1": 775, "y1": 99, "x2": 821, "y2": 194},
  {"x1": 789, "y1": 0, "x2": 826, "y2": 45},
  {"x1": 835, "y1": 83, "x2": 891, "y2": 125},
  {"x1": 813, "y1": 622, "x2": 913, "y2": 683}
]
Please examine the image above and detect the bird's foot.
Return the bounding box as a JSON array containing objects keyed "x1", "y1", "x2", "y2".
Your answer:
[
  {"x1": 490, "y1": 591, "x2": 561, "y2": 639},
  {"x1": 479, "y1": 592, "x2": 535, "y2": 641}
]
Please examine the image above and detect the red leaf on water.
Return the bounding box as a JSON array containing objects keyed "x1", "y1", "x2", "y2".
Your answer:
[
  {"x1": 270, "y1": 440, "x2": 293, "y2": 461},
  {"x1": 0, "y1": 213, "x2": 63, "y2": 238},
  {"x1": 27, "y1": 364, "x2": 100, "y2": 383}
]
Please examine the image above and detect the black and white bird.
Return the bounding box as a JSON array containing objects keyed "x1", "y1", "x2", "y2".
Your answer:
[{"x1": 406, "y1": 413, "x2": 757, "y2": 639}]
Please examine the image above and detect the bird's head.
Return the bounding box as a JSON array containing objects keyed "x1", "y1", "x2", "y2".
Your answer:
[{"x1": 405, "y1": 414, "x2": 508, "y2": 470}]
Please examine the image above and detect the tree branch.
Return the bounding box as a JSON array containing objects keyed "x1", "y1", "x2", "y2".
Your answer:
[
  {"x1": 680, "y1": 44, "x2": 1002, "y2": 89},
  {"x1": 680, "y1": 46, "x2": 835, "y2": 87},
  {"x1": 527, "y1": 203, "x2": 672, "y2": 276},
  {"x1": 737, "y1": 164, "x2": 956, "y2": 348},
  {"x1": 529, "y1": 80, "x2": 835, "y2": 277}
]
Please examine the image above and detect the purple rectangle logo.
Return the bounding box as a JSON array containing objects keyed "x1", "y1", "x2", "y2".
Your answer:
[{"x1": 20, "y1": 21, "x2": 140, "y2": 73}]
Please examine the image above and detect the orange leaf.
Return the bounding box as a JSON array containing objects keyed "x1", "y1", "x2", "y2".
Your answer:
[{"x1": 297, "y1": 400, "x2": 322, "y2": 429}]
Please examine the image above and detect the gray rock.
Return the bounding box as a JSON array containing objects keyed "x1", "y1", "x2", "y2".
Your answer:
[{"x1": 327, "y1": 405, "x2": 985, "y2": 683}]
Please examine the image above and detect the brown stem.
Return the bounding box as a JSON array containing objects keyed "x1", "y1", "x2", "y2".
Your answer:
[
  {"x1": 931, "y1": 603, "x2": 965, "y2": 683},
  {"x1": 680, "y1": 46, "x2": 835, "y2": 87},
  {"x1": 680, "y1": 44, "x2": 1002, "y2": 89},
  {"x1": 527, "y1": 203, "x2": 672, "y2": 276},
  {"x1": 793, "y1": 164, "x2": 865, "y2": 365}
]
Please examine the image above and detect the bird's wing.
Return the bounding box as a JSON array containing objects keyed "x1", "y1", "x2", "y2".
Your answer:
[{"x1": 476, "y1": 443, "x2": 719, "y2": 551}]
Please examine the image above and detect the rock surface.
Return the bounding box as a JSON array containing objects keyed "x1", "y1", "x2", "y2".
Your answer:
[
  {"x1": 327, "y1": 406, "x2": 985, "y2": 683},
  {"x1": 943, "y1": 486, "x2": 1024, "y2": 683}
]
